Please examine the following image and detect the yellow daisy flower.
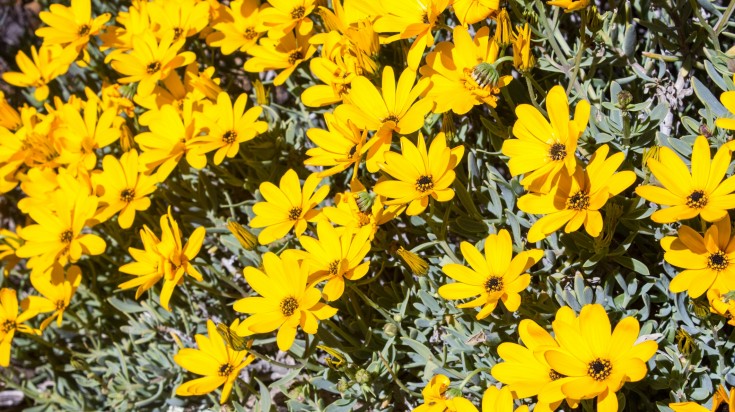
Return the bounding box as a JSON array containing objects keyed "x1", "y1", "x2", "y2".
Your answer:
[
  {"x1": 2, "y1": 44, "x2": 77, "y2": 102},
  {"x1": 174, "y1": 319, "x2": 255, "y2": 404},
  {"x1": 243, "y1": 30, "x2": 317, "y2": 86},
  {"x1": 517, "y1": 145, "x2": 636, "y2": 243},
  {"x1": 0, "y1": 91, "x2": 21, "y2": 131},
  {"x1": 297, "y1": 221, "x2": 372, "y2": 301},
  {"x1": 438, "y1": 229, "x2": 543, "y2": 319},
  {"x1": 670, "y1": 385, "x2": 735, "y2": 412},
  {"x1": 322, "y1": 180, "x2": 401, "y2": 239},
  {"x1": 333, "y1": 65, "x2": 434, "y2": 172},
  {"x1": 22, "y1": 263, "x2": 81, "y2": 330},
  {"x1": 147, "y1": 0, "x2": 210, "y2": 41},
  {"x1": 233, "y1": 252, "x2": 338, "y2": 351},
  {"x1": 501, "y1": 85, "x2": 590, "y2": 193},
  {"x1": 0, "y1": 228, "x2": 22, "y2": 277},
  {"x1": 543, "y1": 304, "x2": 657, "y2": 412},
  {"x1": 93, "y1": 150, "x2": 159, "y2": 229},
  {"x1": 708, "y1": 289, "x2": 735, "y2": 326},
  {"x1": 373, "y1": 0, "x2": 451, "y2": 69},
  {"x1": 373, "y1": 132, "x2": 464, "y2": 216},
  {"x1": 206, "y1": 0, "x2": 266, "y2": 55},
  {"x1": 249, "y1": 169, "x2": 330, "y2": 245},
  {"x1": 259, "y1": 0, "x2": 316, "y2": 38},
  {"x1": 451, "y1": 0, "x2": 499, "y2": 26},
  {"x1": 304, "y1": 112, "x2": 367, "y2": 178},
  {"x1": 55, "y1": 100, "x2": 122, "y2": 172},
  {"x1": 482, "y1": 386, "x2": 529, "y2": 412},
  {"x1": 0, "y1": 288, "x2": 39, "y2": 367},
  {"x1": 661, "y1": 214, "x2": 735, "y2": 298},
  {"x1": 636, "y1": 135, "x2": 735, "y2": 223},
  {"x1": 191, "y1": 92, "x2": 268, "y2": 166},
  {"x1": 547, "y1": 0, "x2": 590, "y2": 12},
  {"x1": 420, "y1": 25, "x2": 512, "y2": 115},
  {"x1": 413, "y1": 374, "x2": 478, "y2": 412},
  {"x1": 35, "y1": 0, "x2": 111, "y2": 46},
  {"x1": 110, "y1": 32, "x2": 196, "y2": 97},
  {"x1": 119, "y1": 225, "x2": 164, "y2": 299},
  {"x1": 133, "y1": 64, "x2": 222, "y2": 111}
]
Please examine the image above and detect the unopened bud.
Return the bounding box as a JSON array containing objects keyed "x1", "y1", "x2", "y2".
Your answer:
[
  {"x1": 395, "y1": 246, "x2": 429, "y2": 276},
  {"x1": 227, "y1": 220, "x2": 257, "y2": 251},
  {"x1": 383, "y1": 322, "x2": 398, "y2": 337},
  {"x1": 354, "y1": 368, "x2": 371, "y2": 384},
  {"x1": 471, "y1": 62, "x2": 500, "y2": 89}
]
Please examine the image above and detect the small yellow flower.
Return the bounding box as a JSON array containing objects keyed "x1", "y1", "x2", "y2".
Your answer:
[
  {"x1": 374, "y1": 133, "x2": 464, "y2": 216},
  {"x1": 547, "y1": 0, "x2": 590, "y2": 12},
  {"x1": 259, "y1": 0, "x2": 316, "y2": 38},
  {"x1": 439, "y1": 229, "x2": 543, "y2": 318},
  {"x1": 708, "y1": 289, "x2": 735, "y2": 326},
  {"x1": 22, "y1": 263, "x2": 81, "y2": 330},
  {"x1": 0, "y1": 91, "x2": 21, "y2": 131},
  {"x1": 206, "y1": 0, "x2": 266, "y2": 55},
  {"x1": 249, "y1": 169, "x2": 330, "y2": 244},
  {"x1": 243, "y1": 30, "x2": 317, "y2": 86},
  {"x1": 395, "y1": 246, "x2": 429, "y2": 276},
  {"x1": 55, "y1": 100, "x2": 122, "y2": 172},
  {"x1": 322, "y1": 180, "x2": 400, "y2": 239},
  {"x1": 451, "y1": 0, "x2": 499, "y2": 26},
  {"x1": 35, "y1": 0, "x2": 111, "y2": 46},
  {"x1": 226, "y1": 220, "x2": 257, "y2": 251},
  {"x1": 147, "y1": 0, "x2": 210, "y2": 41},
  {"x1": 233, "y1": 252, "x2": 338, "y2": 351},
  {"x1": 482, "y1": 386, "x2": 529, "y2": 412},
  {"x1": 636, "y1": 135, "x2": 735, "y2": 223},
  {"x1": 119, "y1": 225, "x2": 164, "y2": 299},
  {"x1": 0, "y1": 228, "x2": 22, "y2": 277},
  {"x1": 0, "y1": 288, "x2": 39, "y2": 367},
  {"x1": 670, "y1": 385, "x2": 735, "y2": 412},
  {"x1": 2, "y1": 44, "x2": 77, "y2": 101},
  {"x1": 413, "y1": 374, "x2": 478, "y2": 412},
  {"x1": 512, "y1": 23, "x2": 535, "y2": 73},
  {"x1": 305, "y1": 112, "x2": 367, "y2": 178},
  {"x1": 493, "y1": 9, "x2": 514, "y2": 47},
  {"x1": 174, "y1": 319, "x2": 255, "y2": 404}
]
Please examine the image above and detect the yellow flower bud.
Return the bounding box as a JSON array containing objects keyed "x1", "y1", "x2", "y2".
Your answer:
[
  {"x1": 227, "y1": 220, "x2": 257, "y2": 251},
  {"x1": 396, "y1": 246, "x2": 429, "y2": 276}
]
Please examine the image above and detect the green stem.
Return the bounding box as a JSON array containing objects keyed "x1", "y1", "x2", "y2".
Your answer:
[
  {"x1": 566, "y1": 8, "x2": 587, "y2": 95},
  {"x1": 534, "y1": 0, "x2": 568, "y2": 60},
  {"x1": 525, "y1": 76, "x2": 543, "y2": 112},
  {"x1": 715, "y1": 0, "x2": 735, "y2": 35},
  {"x1": 689, "y1": 0, "x2": 720, "y2": 50}
]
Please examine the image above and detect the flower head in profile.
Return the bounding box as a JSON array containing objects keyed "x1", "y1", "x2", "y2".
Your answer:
[
  {"x1": 192, "y1": 92, "x2": 267, "y2": 165},
  {"x1": 482, "y1": 386, "x2": 529, "y2": 412},
  {"x1": 0, "y1": 288, "x2": 39, "y2": 367},
  {"x1": 543, "y1": 304, "x2": 658, "y2": 412},
  {"x1": 547, "y1": 0, "x2": 590, "y2": 12},
  {"x1": 174, "y1": 319, "x2": 255, "y2": 404},
  {"x1": 518, "y1": 145, "x2": 636, "y2": 243},
  {"x1": 419, "y1": 25, "x2": 512, "y2": 115},
  {"x1": 438, "y1": 229, "x2": 543, "y2": 319},
  {"x1": 333, "y1": 66, "x2": 433, "y2": 172},
  {"x1": 35, "y1": 0, "x2": 111, "y2": 46},
  {"x1": 670, "y1": 385, "x2": 735, "y2": 412},
  {"x1": 636, "y1": 135, "x2": 735, "y2": 223},
  {"x1": 708, "y1": 289, "x2": 735, "y2": 326},
  {"x1": 414, "y1": 374, "x2": 478, "y2": 412},
  {"x1": 297, "y1": 221, "x2": 371, "y2": 301},
  {"x1": 305, "y1": 112, "x2": 367, "y2": 178},
  {"x1": 55, "y1": 99, "x2": 122, "y2": 172},
  {"x1": 259, "y1": 0, "x2": 316, "y2": 38},
  {"x1": 2, "y1": 44, "x2": 77, "y2": 101},
  {"x1": 147, "y1": 0, "x2": 210, "y2": 41},
  {"x1": 662, "y1": 214, "x2": 735, "y2": 298},
  {"x1": 501, "y1": 85, "x2": 590, "y2": 193},
  {"x1": 322, "y1": 180, "x2": 400, "y2": 239},
  {"x1": 512, "y1": 23, "x2": 535, "y2": 73},
  {"x1": 250, "y1": 169, "x2": 330, "y2": 244},
  {"x1": 452, "y1": 0, "x2": 499, "y2": 25},
  {"x1": 233, "y1": 252, "x2": 338, "y2": 351},
  {"x1": 374, "y1": 133, "x2": 464, "y2": 216},
  {"x1": 22, "y1": 263, "x2": 81, "y2": 330}
]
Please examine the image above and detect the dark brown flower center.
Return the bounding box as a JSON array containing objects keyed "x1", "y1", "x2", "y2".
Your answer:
[
  {"x1": 686, "y1": 190, "x2": 708, "y2": 209},
  {"x1": 218, "y1": 363, "x2": 234, "y2": 377},
  {"x1": 78, "y1": 24, "x2": 91, "y2": 36},
  {"x1": 120, "y1": 188, "x2": 136, "y2": 203},
  {"x1": 484, "y1": 276, "x2": 503, "y2": 292},
  {"x1": 291, "y1": 6, "x2": 305, "y2": 19},
  {"x1": 146, "y1": 61, "x2": 162, "y2": 74},
  {"x1": 55, "y1": 300, "x2": 65, "y2": 310},
  {"x1": 328, "y1": 260, "x2": 340, "y2": 275},
  {"x1": 222, "y1": 130, "x2": 238, "y2": 144},
  {"x1": 244, "y1": 26, "x2": 258, "y2": 39},
  {"x1": 382, "y1": 114, "x2": 400, "y2": 123},
  {"x1": 1, "y1": 319, "x2": 16, "y2": 333},
  {"x1": 415, "y1": 175, "x2": 434, "y2": 193},
  {"x1": 549, "y1": 369, "x2": 564, "y2": 381},
  {"x1": 288, "y1": 206, "x2": 302, "y2": 220},
  {"x1": 60, "y1": 230, "x2": 74, "y2": 244},
  {"x1": 173, "y1": 27, "x2": 184, "y2": 40},
  {"x1": 280, "y1": 296, "x2": 299, "y2": 317},
  {"x1": 587, "y1": 358, "x2": 612, "y2": 381},
  {"x1": 288, "y1": 51, "x2": 303, "y2": 65},
  {"x1": 708, "y1": 251, "x2": 729, "y2": 271},
  {"x1": 566, "y1": 191, "x2": 590, "y2": 211},
  {"x1": 549, "y1": 143, "x2": 567, "y2": 161}
]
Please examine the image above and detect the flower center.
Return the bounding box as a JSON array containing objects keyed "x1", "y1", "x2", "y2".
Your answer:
[
  {"x1": 686, "y1": 190, "x2": 708, "y2": 209},
  {"x1": 55, "y1": 300, "x2": 65, "y2": 310},
  {"x1": 587, "y1": 358, "x2": 612, "y2": 381},
  {"x1": 357, "y1": 211, "x2": 371, "y2": 227},
  {"x1": 146, "y1": 61, "x2": 162, "y2": 74},
  {"x1": 173, "y1": 27, "x2": 184, "y2": 40},
  {"x1": 78, "y1": 24, "x2": 91, "y2": 36},
  {"x1": 244, "y1": 26, "x2": 258, "y2": 39},
  {"x1": 548, "y1": 143, "x2": 567, "y2": 161},
  {"x1": 328, "y1": 260, "x2": 340, "y2": 275},
  {"x1": 422, "y1": 13, "x2": 429, "y2": 24},
  {"x1": 280, "y1": 296, "x2": 299, "y2": 317},
  {"x1": 382, "y1": 114, "x2": 400, "y2": 124},
  {"x1": 218, "y1": 363, "x2": 234, "y2": 377},
  {"x1": 291, "y1": 6, "x2": 306, "y2": 19},
  {"x1": 348, "y1": 145, "x2": 358, "y2": 158},
  {"x1": 549, "y1": 369, "x2": 564, "y2": 381},
  {"x1": 288, "y1": 206, "x2": 302, "y2": 221},
  {"x1": 415, "y1": 175, "x2": 434, "y2": 193},
  {"x1": 708, "y1": 251, "x2": 729, "y2": 271},
  {"x1": 120, "y1": 188, "x2": 136, "y2": 203},
  {"x1": 484, "y1": 276, "x2": 504, "y2": 292},
  {"x1": 566, "y1": 191, "x2": 590, "y2": 211},
  {"x1": 222, "y1": 130, "x2": 238, "y2": 144},
  {"x1": 60, "y1": 230, "x2": 74, "y2": 244},
  {"x1": 1, "y1": 319, "x2": 16, "y2": 333},
  {"x1": 288, "y1": 51, "x2": 303, "y2": 65}
]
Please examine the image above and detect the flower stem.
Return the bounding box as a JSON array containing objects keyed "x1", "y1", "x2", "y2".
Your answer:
[{"x1": 566, "y1": 9, "x2": 587, "y2": 96}]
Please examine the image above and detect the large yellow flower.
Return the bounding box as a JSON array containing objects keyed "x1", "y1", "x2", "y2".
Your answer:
[
  {"x1": 670, "y1": 385, "x2": 735, "y2": 412},
  {"x1": 413, "y1": 374, "x2": 478, "y2": 412},
  {"x1": 243, "y1": 30, "x2": 317, "y2": 86},
  {"x1": 333, "y1": 65, "x2": 433, "y2": 172},
  {"x1": 0, "y1": 288, "x2": 39, "y2": 367},
  {"x1": 174, "y1": 319, "x2": 255, "y2": 404},
  {"x1": 304, "y1": 112, "x2": 366, "y2": 178},
  {"x1": 374, "y1": 133, "x2": 464, "y2": 216},
  {"x1": 297, "y1": 221, "x2": 372, "y2": 301},
  {"x1": 206, "y1": 0, "x2": 266, "y2": 55},
  {"x1": 501, "y1": 85, "x2": 590, "y2": 193},
  {"x1": 259, "y1": 0, "x2": 317, "y2": 38},
  {"x1": 542, "y1": 304, "x2": 657, "y2": 412},
  {"x1": 35, "y1": 0, "x2": 111, "y2": 46},
  {"x1": 662, "y1": 214, "x2": 735, "y2": 298},
  {"x1": 22, "y1": 263, "x2": 81, "y2": 330},
  {"x1": 420, "y1": 25, "x2": 511, "y2": 114},
  {"x1": 2, "y1": 44, "x2": 77, "y2": 101},
  {"x1": 233, "y1": 252, "x2": 338, "y2": 351},
  {"x1": 250, "y1": 169, "x2": 330, "y2": 244},
  {"x1": 636, "y1": 135, "x2": 735, "y2": 223},
  {"x1": 518, "y1": 145, "x2": 636, "y2": 243},
  {"x1": 147, "y1": 0, "x2": 210, "y2": 41},
  {"x1": 438, "y1": 229, "x2": 543, "y2": 319}
]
